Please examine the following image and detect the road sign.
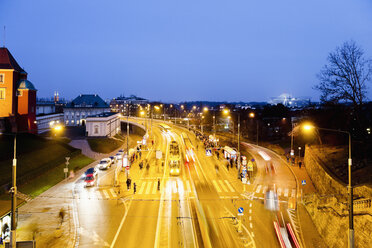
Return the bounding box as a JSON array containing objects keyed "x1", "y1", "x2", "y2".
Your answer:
[
  {"x1": 242, "y1": 159, "x2": 247, "y2": 166},
  {"x1": 290, "y1": 149, "x2": 294, "y2": 156},
  {"x1": 242, "y1": 178, "x2": 247, "y2": 184},
  {"x1": 206, "y1": 149, "x2": 212, "y2": 157},
  {"x1": 63, "y1": 168, "x2": 68, "y2": 173},
  {"x1": 156, "y1": 150, "x2": 162, "y2": 159},
  {"x1": 247, "y1": 161, "x2": 254, "y2": 171},
  {"x1": 251, "y1": 158, "x2": 255, "y2": 162},
  {"x1": 301, "y1": 180, "x2": 306, "y2": 185},
  {"x1": 238, "y1": 207, "x2": 244, "y2": 216}
]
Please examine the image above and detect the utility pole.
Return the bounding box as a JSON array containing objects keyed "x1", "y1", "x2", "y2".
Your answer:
[
  {"x1": 10, "y1": 134, "x2": 17, "y2": 248},
  {"x1": 237, "y1": 113, "x2": 241, "y2": 179}
]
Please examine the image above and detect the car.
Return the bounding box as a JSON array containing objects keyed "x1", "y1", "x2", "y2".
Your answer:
[
  {"x1": 98, "y1": 158, "x2": 112, "y2": 170},
  {"x1": 118, "y1": 149, "x2": 124, "y2": 153},
  {"x1": 116, "y1": 153, "x2": 123, "y2": 160},
  {"x1": 264, "y1": 189, "x2": 279, "y2": 211},
  {"x1": 84, "y1": 174, "x2": 96, "y2": 187},
  {"x1": 83, "y1": 167, "x2": 98, "y2": 178},
  {"x1": 109, "y1": 156, "x2": 116, "y2": 163}
]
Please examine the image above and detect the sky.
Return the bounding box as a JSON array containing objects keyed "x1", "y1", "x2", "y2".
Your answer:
[{"x1": 1, "y1": 0, "x2": 372, "y2": 102}]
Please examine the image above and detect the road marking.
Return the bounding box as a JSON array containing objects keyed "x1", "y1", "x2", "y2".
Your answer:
[
  {"x1": 224, "y1": 180, "x2": 235, "y2": 192},
  {"x1": 291, "y1": 189, "x2": 296, "y2": 198},
  {"x1": 186, "y1": 180, "x2": 191, "y2": 193},
  {"x1": 262, "y1": 185, "x2": 268, "y2": 194},
  {"x1": 172, "y1": 181, "x2": 178, "y2": 193},
  {"x1": 139, "y1": 182, "x2": 146, "y2": 194},
  {"x1": 110, "y1": 188, "x2": 117, "y2": 198},
  {"x1": 255, "y1": 185, "x2": 262, "y2": 193},
  {"x1": 249, "y1": 203, "x2": 252, "y2": 208},
  {"x1": 213, "y1": 180, "x2": 222, "y2": 192},
  {"x1": 250, "y1": 223, "x2": 253, "y2": 229},
  {"x1": 145, "y1": 182, "x2": 152, "y2": 194},
  {"x1": 152, "y1": 182, "x2": 158, "y2": 194},
  {"x1": 103, "y1": 190, "x2": 110, "y2": 199},
  {"x1": 95, "y1": 190, "x2": 102, "y2": 200},
  {"x1": 249, "y1": 209, "x2": 252, "y2": 214},
  {"x1": 277, "y1": 188, "x2": 282, "y2": 196},
  {"x1": 284, "y1": 188, "x2": 289, "y2": 197},
  {"x1": 219, "y1": 180, "x2": 228, "y2": 192},
  {"x1": 249, "y1": 216, "x2": 252, "y2": 221}
]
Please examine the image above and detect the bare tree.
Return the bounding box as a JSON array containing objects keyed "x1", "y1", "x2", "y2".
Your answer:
[{"x1": 315, "y1": 40, "x2": 372, "y2": 109}]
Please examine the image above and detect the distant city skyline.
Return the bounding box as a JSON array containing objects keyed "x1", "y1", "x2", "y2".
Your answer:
[{"x1": 1, "y1": 0, "x2": 372, "y2": 102}]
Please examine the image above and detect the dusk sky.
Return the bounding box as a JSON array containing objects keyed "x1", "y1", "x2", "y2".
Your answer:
[{"x1": 1, "y1": 0, "x2": 372, "y2": 102}]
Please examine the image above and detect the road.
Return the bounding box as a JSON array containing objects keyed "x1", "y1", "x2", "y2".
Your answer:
[{"x1": 72, "y1": 119, "x2": 303, "y2": 247}]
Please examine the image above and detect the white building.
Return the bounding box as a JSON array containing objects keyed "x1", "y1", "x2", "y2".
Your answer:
[
  {"x1": 64, "y1": 94, "x2": 110, "y2": 126},
  {"x1": 86, "y1": 112, "x2": 120, "y2": 137}
]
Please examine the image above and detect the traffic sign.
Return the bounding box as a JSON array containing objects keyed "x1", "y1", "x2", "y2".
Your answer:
[
  {"x1": 126, "y1": 166, "x2": 130, "y2": 170},
  {"x1": 206, "y1": 149, "x2": 212, "y2": 157},
  {"x1": 301, "y1": 180, "x2": 306, "y2": 185},
  {"x1": 238, "y1": 207, "x2": 244, "y2": 216},
  {"x1": 290, "y1": 149, "x2": 294, "y2": 156},
  {"x1": 251, "y1": 158, "x2": 255, "y2": 162},
  {"x1": 242, "y1": 159, "x2": 247, "y2": 166},
  {"x1": 242, "y1": 178, "x2": 247, "y2": 184},
  {"x1": 247, "y1": 161, "x2": 254, "y2": 171},
  {"x1": 63, "y1": 168, "x2": 68, "y2": 173}
]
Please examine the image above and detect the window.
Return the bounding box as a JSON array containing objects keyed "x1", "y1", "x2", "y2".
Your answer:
[
  {"x1": 66, "y1": 120, "x2": 69, "y2": 125},
  {"x1": 16, "y1": 90, "x2": 22, "y2": 96},
  {"x1": 77, "y1": 120, "x2": 80, "y2": 125},
  {"x1": 94, "y1": 125, "x2": 99, "y2": 134},
  {"x1": 0, "y1": 74, "x2": 4, "y2": 83},
  {"x1": 0, "y1": 88, "x2": 5, "y2": 99}
]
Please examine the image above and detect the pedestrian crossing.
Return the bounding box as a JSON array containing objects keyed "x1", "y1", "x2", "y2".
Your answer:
[
  {"x1": 77, "y1": 178, "x2": 237, "y2": 200},
  {"x1": 253, "y1": 184, "x2": 296, "y2": 199}
]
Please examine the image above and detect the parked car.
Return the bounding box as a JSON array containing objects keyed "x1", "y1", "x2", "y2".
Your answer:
[
  {"x1": 83, "y1": 167, "x2": 98, "y2": 178},
  {"x1": 116, "y1": 153, "x2": 123, "y2": 160},
  {"x1": 109, "y1": 156, "x2": 116, "y2": 163},
  {"x1": 84, "y1": 174, "x2": 96, "y2": 187},
  {"x1": 118, "y1": 149, "x2": 124, "y2": 153},
  {"x1": 98, "y1": 158, "x2": 112, "y2": 170}
]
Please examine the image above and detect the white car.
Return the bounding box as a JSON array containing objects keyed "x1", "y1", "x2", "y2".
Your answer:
[
  {"x1": 98, "y1": 158, "x2": 112, "y2": 170},
  {"x1": 116, "y1": 153, "x2": 123, "y2": 160}
]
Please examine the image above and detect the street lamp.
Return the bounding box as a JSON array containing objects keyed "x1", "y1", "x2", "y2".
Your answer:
[
  {"x1": 302, "y1": 123, "x2": 354, "y2": 248},
  {"x1": 224, "y1": 109, "x2": 241, "y2": 179},
  {"x1": 249, "y1": 112, "x2": 258, "y2": 145}
]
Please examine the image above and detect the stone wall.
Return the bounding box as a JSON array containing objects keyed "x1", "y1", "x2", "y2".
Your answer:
[{"x1": 304, "y1": 145, "x2": 372, "y2": 248}]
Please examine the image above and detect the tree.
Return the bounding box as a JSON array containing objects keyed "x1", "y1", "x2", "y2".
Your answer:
[{"x1": 315, "y1": 40, "x2": 372, "y2": 109}]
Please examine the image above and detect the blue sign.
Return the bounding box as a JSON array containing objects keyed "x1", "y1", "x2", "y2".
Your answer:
[
  {"x1": 206, "y1": 149, "x2": 212, "y2": 156},
  {"x1": 238, "y1": 207, "x2": 244, "y2": 214},
  {"x1": 251, "y1": 158, "x2": 255, "y2": 162},
  {"x1": 301, "y1": 180, "x2": 306, "y2": 185}
]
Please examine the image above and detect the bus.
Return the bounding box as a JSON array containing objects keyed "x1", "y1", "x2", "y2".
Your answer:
[
  {"x1": 169, "y1": 140, "x2": 181, "y2": 176},
  {"x1": 159, "y1": 123, "x2": 171, "y2": 132}
]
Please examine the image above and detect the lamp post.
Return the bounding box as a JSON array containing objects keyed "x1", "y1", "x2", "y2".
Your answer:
[
  {"x1": 303, "y1": 124, "x2": 354, "y2": 248},
  {"x1": 249, "y1": 112, "x2": 257, "y2": 145}
]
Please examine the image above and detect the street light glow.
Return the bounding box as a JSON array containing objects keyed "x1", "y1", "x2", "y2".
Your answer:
[
  {"x1": 154, "y1": 106, "x2": 160, "y2": 110},
  {"x1": 193, "y1": 106, "x2": 196, "y2": 110},
  {"x1": 223, "y1": 109, "x2": 229, "y2": 114},
  {"x1": 249, "y1": 112, "x2": 255, "y2": 118},
  {"x1": 140, "y1": 111, "x2": 145, "y2": 116},
  {"x1": 302, "y1": 123, "x2": 315, "y2": 132},
  {"x1": 203, "y1": 107, "x2": 208, "y2": 112}
]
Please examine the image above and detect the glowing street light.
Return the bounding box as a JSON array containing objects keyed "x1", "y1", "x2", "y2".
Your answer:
[
  {"x1": 203, "y1": 107, "x2": 208, "y2": 112},
  {"x1": 249, "y1": 112, "x2": 255, "y2": 118},
  {"x1": 223, "y1": 109, "x2": 229, "y2": 115}
]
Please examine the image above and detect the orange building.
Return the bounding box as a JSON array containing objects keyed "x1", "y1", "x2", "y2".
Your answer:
[{"x1": 0, "y1": 47, "x2": 37, "y2": 133}]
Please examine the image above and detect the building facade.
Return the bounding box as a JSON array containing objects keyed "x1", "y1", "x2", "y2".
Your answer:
[
  {"x1": 86, "y1": 112, "x2": 120, "y2": 137},
  {"x1": 110, "y1": 95, "x2": 148, "y2": 116},
  {"x1": 64, "y1": 94, "x2": 110, "y2": 126},
  {"x1": 0, "y1": 48, "x2": 37, "y2": 133},
  {"x1": 36, "y1": 113, "x2": 64, "y2": 134}
]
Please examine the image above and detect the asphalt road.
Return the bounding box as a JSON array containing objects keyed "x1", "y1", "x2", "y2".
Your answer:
[{"x1": 72, "y1": 119, "x2": 303, "y2": 247}]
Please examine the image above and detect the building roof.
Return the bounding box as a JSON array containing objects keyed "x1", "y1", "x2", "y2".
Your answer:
[
  {"x1": 86, "y1": 112, "x2": 118, "y2": 118},
  {"x1": 66, "y1": 94, "x2": 109, "y2": 108},
  {"x1": 0, "y1": 47, "x2": 27, "y2": 73},
  {"x1": 17, "y1": 79, "x2": 37, "y2": 91}
]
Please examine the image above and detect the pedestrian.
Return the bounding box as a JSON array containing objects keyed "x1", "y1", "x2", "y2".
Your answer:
[
  {"x1": 126, "y1": 178, "x2": 130, "y2": 190},
  {"x1": 226, "y1": 162, "x2": 229, "y2": 171},
  {"x1": 133, "y1": 183, "x2": 137, "y2": 194},
  {"x1": 136, "y1": 154, "x2": 138, "y2": 160},
  {"x1": 299, "y1": 161, "x2": 302, "y2": 169},
  {"x1": 139, "y1": 151, "x2": 142, "y2": 158},
  {"x1": 128, "y1": 177, "x2": 132, "y2": 189},
  {"x1": 157, "y1": 178, "x2": 160, "y2": 190},
  {"x1": 152, "y1": 140, "x2": 154, "y2": 146},
  {"x1": 217, "y1": 152, "x2": 219, "y2": 160}
]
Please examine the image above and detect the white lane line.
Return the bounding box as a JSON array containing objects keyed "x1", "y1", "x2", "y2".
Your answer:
[
  {"x1": 138, "y1": 182, "x2": 146, "y2": 194},
  {"x1": 255, "y1": 185, "x2": 262, "y2": 194},
  {"x1": 249, "y1": 209, "x2": 252, "y2": 214},
  {"x1": 249, "y1": 216, "x2": 252, "y2": 221},
  {"x1": 224, "y1": 180, "x2": 235, "y2": 192},
  {"x1": 186, "y1": 180, "x2": 191, "y2": 193},
  {"x1": 291, "y1": 189, "x2": 296, "y2": 198},
  {"x1": 262, "y1": 185, "x2": 268, "y2": 194},
  {"x1": 145, "y1": 182, "x2": 152, "y2": 195},
  {"x1": 277, "y1": 188, "x2": 282, "y2": 196},
  {"x1": 213, "y1": 180, "x2": 222, "y2": 193},
  {"x1": 219, "y1": 180, "x2": 228, "y2": 192},
  {"x1": 103, "y1": 190, "x2": 110, "y2": 199},
  {"x1": 284, "y1": 188, "x2": 289, "y2": 197},
  {"x1": 173, "y1": 181, "x2": 178, "y2": 194},
  {"x1": 249, "y1": 203, "x2": 252, "y2": 208},
  {"x1": 110, "y1": 197, "x2": 131, "y2": 248},
  {"x1": 95, "y1": 190, "x2": 102, "y2": 200},
  {"x1": 250, "y1": 223, "x2": 253, "y2": 229},
  {"x1": 152, "y1": 182, "x2": 158, "y2": 194},
  {"x1": 110, "y1": 188, "x2": 117, "y2": 198}
]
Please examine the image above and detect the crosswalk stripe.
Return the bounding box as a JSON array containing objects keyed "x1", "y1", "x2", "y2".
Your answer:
[
  {"x1": 277, "y1": 188, "x2": 282, "y2": 197},
  {"x1": 145, "y1": 182, "x2": 153, "y2": 194},
  {"x1": 139, "y1": 182, "x2": 146, "y2": 194},
  {"x1": 186, "y1": 181, "x2": 191, "y2": 193},
  {"x1": 152, "y1": 182, "x2": 158, "y2": 194},
  {"x1": 284, "y1": 188, "x2": 289, "y2": 197},
  {"x1": 262, "y1": 186, "x2": 268, "y2": 194},
  {"x1": 219, "y1": 180, "x2": 228, "y2": 192},
  {"x1": 291, "y1": 189, "x2": 296, "y2": 198},
  {"x1": 213, "y1": 180, "x2": 222, "y2": 192},
  {"x1": 110, "y1": 188, "x2": 117, "y2": 198},
  {"x1": 173, "y1": 181, "x2": 178, "y2": 193},
  {"x1": 256, "y1": 185, "x2": 262, "y2": 194},
  {"x1": 224, "y1": 180, "x2": 235, "y2": 192},
  {"x1": 95, "y1": 190, "x2": 102, "y2": 199},
  {"x1": 103, "y1": 190, "x2": 110, "y2": 199}
]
